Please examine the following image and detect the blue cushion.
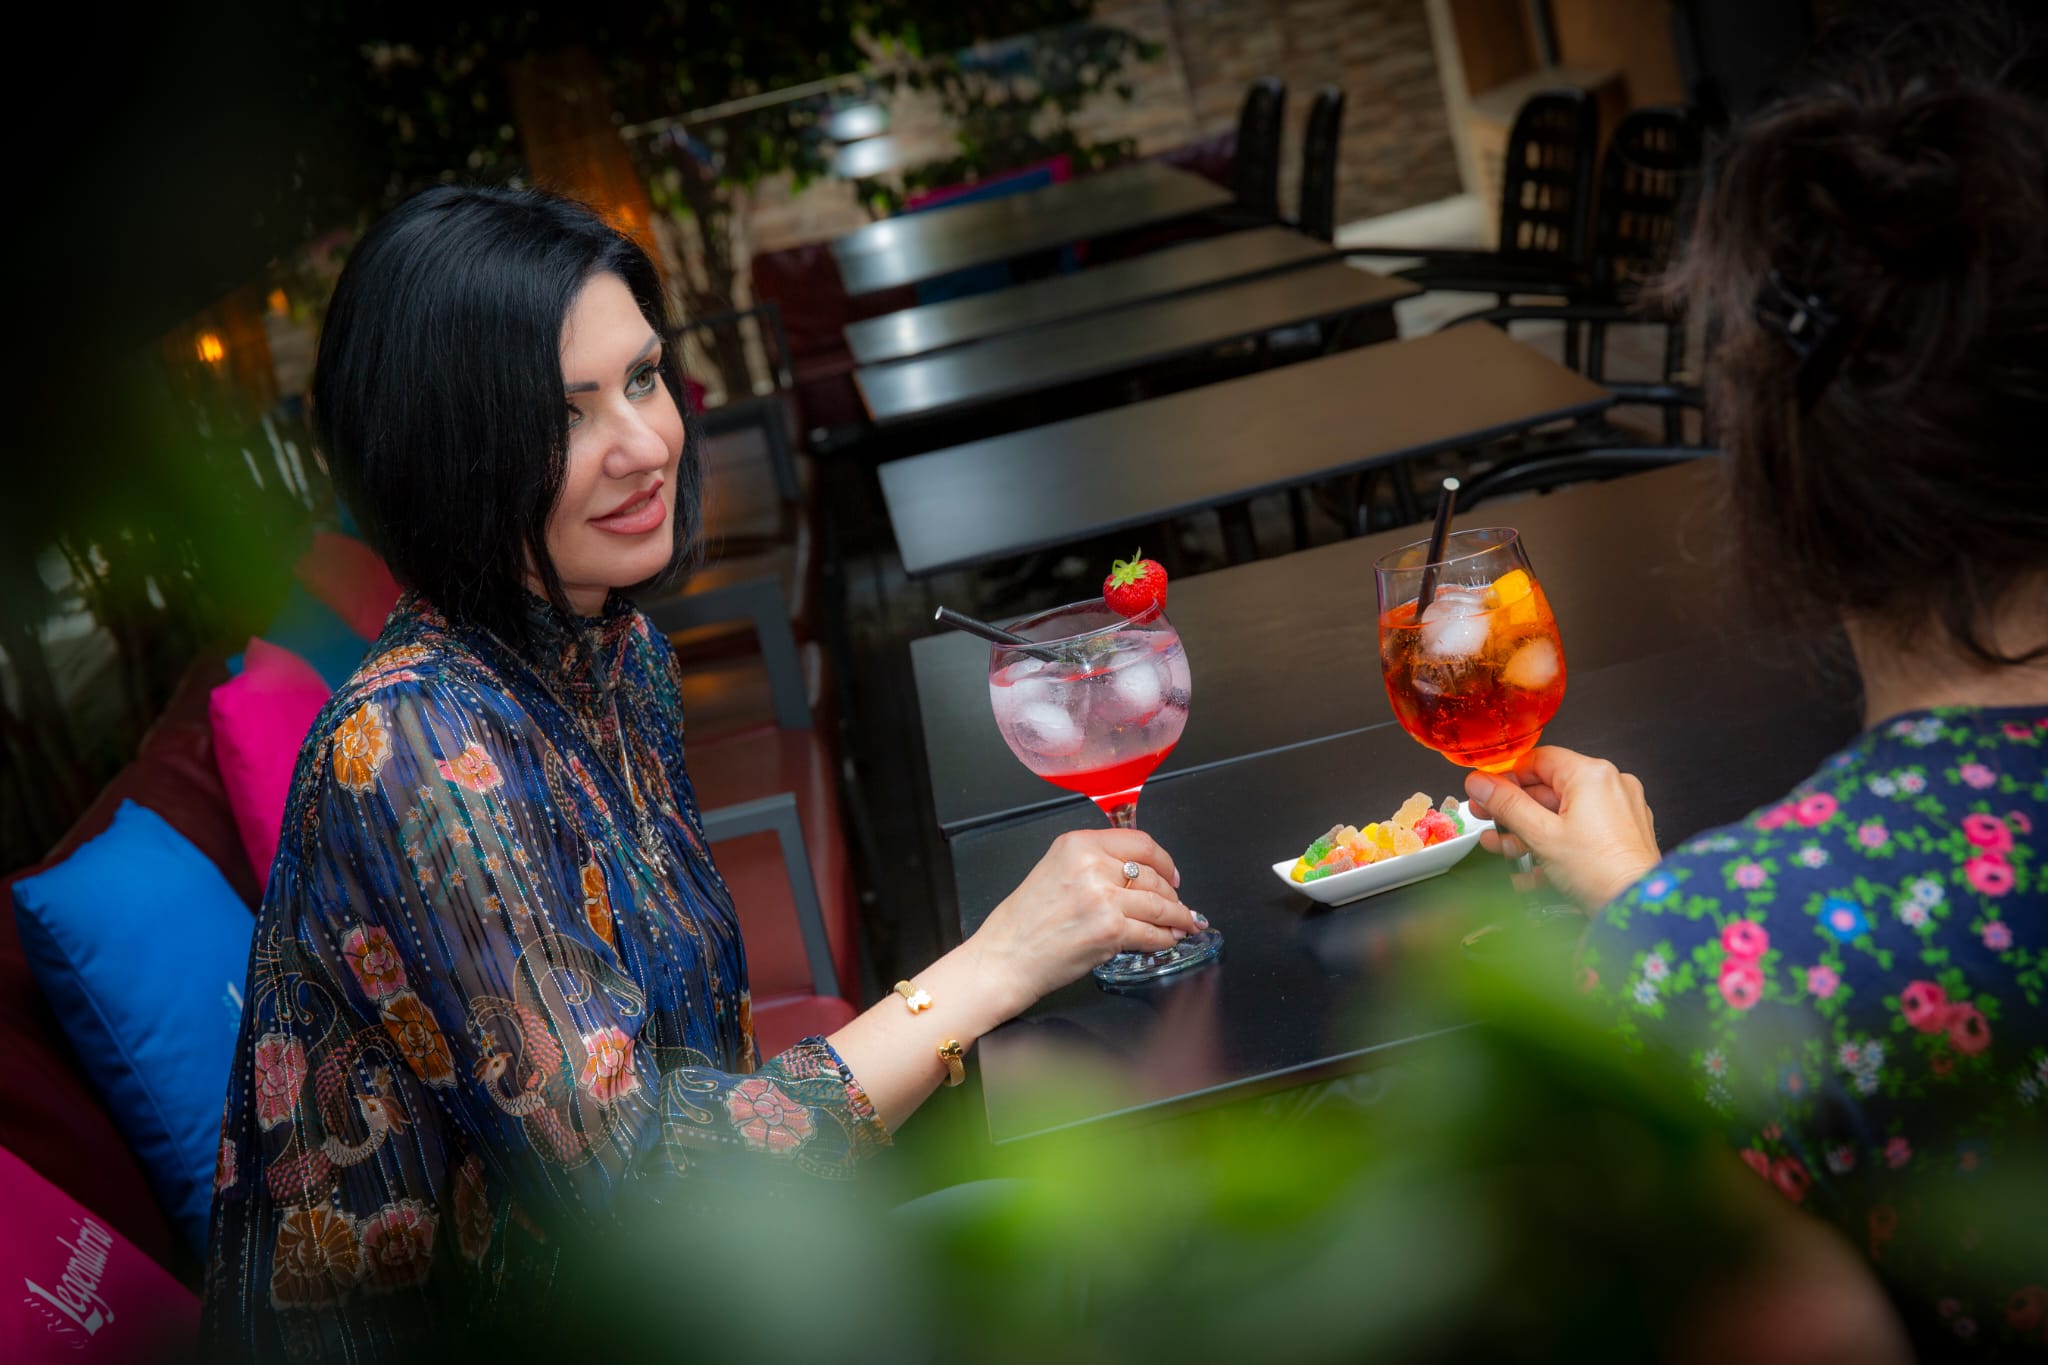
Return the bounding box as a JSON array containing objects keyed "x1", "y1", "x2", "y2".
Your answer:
[
  {"x1": 11, "y1": 800, "x2": 255, "y2": 1254},
  {"x1": 262, "y1": 581, "x2": 367, "y2": 689}
]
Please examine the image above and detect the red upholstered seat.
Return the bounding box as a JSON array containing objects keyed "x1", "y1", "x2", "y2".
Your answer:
[
  {"x1": 688, "y1": 721, "x2": 861, "y2": 1020},
  {"x1": 751, "y1": 992, "x2": 859, "y2": 1061},
  {"x1": 748, "y1": 243, "x2": 916, "y2": 434},
  {"x1": 0, "y1": 656, "x2": 244, "y2": 1284}
]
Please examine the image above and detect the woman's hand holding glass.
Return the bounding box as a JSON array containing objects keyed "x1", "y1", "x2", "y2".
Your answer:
[
  {"x1": 1464, "y1": 747, "x2": 1663, "y2": 912},
  {"x1": 965, "y1": 829, "x2": 1203, "y2": 1017}
]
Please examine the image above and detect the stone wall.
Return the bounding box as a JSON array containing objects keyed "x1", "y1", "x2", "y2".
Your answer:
[{"x1": 737, "y1": 0, "x2": 1456, "y2": 256}]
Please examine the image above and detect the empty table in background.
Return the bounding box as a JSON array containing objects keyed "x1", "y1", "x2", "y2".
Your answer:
[
  {"x1": 843, "y1": 226, "x2": 1335, "y2": 366},
  {"x1": 855, "y1": 260, "x2": 1416, "y2": 428},
  {"x1": 881, "y1": 323, "x2": 1608, "y2": 579},
  {"x1": 829, "y1": 161, "x2": 1233, "y2": 297}
]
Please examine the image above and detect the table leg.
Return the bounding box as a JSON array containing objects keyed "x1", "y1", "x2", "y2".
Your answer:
[{"x1": 1218, "y1": 502, "x2": 1260, "y2": 564}]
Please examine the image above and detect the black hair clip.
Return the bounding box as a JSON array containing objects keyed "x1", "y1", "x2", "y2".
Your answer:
[{"x1": 1754, "y1": 268, "x2": 1853, "y2": 413}]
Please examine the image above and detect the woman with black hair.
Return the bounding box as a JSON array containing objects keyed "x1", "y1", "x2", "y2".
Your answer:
[
  {"x1": 1465, "y1": 5, "x2": 2047, "y2": 1356},
  {"x1": 199, "y1": 186, "x2": 1204, "y2": 1360}
]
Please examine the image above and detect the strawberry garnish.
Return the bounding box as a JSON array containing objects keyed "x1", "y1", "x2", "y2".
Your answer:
[{"x1": 1103, "y1": 549, "x2": 1168, "y2": 618}]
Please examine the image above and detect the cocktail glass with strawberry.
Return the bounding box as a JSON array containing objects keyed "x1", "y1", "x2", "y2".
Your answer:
[
  {"x1": 1374, "y1": 528, "x2": 1566, "y2": 774},
  {"x1": 987, "y1": 552, "x2": 1221, "y2": 985}
]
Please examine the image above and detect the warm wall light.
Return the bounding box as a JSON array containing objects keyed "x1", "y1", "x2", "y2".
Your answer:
[
  {"x1": 196, "y1": 332, "x2": 226, "y2": 363},
  {"x1": 267, "y1": 288, "x2": 289, "y2": 317}
]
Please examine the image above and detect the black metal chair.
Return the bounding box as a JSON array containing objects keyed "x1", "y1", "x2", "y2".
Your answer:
[
  {"x1": 1345, "y1": 88, "x2": 1599, "y2": 304},
  {"x1": 1456, "y1": 445, "x2": 1721, "y2": 512},
  {"x1": 1231, "y1": 77, "x2": 1287, "y2": 224},
  {"x1": 1295, "y1": 85, "x2": 1345, "y2": 243},
  {"x1": 1443, "y1": 106, "x2": 1707, "y2": 441}
]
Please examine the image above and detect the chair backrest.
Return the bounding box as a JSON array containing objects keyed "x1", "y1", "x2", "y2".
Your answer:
[
  {"x1": 1232, "y1": 77, "x2": 1286, "y2": 222},
  {"x1": 1591, "y1": 105, "x2": 1705, "y2": 295},
  {"x1": 1297, "y1": 85, "x2": 1345, "y2": 243},
  {"x1": 1497, "y1": 88, "x2": 1599, "y2": 268},
  {"x1": 673, "y1": 301, "x2": 793, "y2": 410}
]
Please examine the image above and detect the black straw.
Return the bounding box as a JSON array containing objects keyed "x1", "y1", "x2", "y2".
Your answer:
[
  {"x1": 934, "y1": 607, "x2": 1060, "y2": 662},
  {"x1": 1415, "y1": 476, "x2": 1461, "y2": 612}
]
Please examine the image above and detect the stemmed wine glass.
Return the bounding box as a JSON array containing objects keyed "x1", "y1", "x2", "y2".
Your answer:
[
  {"x1": 1374, "y1": 527, "x2": 1567, "y2": 773},
  {"x1": 987, "y1": 600, "x2": 1221, "y2": 985}
]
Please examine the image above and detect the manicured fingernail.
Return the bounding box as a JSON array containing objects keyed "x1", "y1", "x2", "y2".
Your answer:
[
  {"x1": 1172, "y1": 869, "x2": 1182, "y2": 888},
  {"x1": 1172, "y1": 929, "x2": 1188, "y2": 941},
  {"x1": 1192, "y1": 912, "x2": 1210, "y2": 929}
]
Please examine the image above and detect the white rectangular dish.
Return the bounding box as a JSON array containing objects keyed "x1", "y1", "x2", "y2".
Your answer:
[{"x1": 1270, "y1": 801, "x2": 1494, "y2": 907}]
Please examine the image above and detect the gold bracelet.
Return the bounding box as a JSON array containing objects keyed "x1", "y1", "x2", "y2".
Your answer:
[
  {"x1": 938, "y1": 1039, "x2": 966, "y2": 1087},
  {"x1": 893, "y1": 979, "x2": 932, "y2": 1014}
]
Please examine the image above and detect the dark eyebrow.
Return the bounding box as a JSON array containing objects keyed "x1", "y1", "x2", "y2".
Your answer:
[{"x1": 564, "y1": 334, "x2": 662, "y2": 395}]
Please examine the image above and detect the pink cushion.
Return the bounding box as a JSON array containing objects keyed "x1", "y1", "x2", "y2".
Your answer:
[
  {"x1": 293, "y1": 530, "x2": 402, "y2": 641},
  {"x1": 210, "y1": 639, "x2": 330, "y2": 890},
  {"x1": 0, "y1": 1144, "x2": 198, "y2": 1361}
]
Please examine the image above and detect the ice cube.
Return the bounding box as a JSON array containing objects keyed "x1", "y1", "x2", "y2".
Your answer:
[
  {"x1": 1099, "y1": 655, "x2": 1166, "y2": 724},
  {"x1": 1420, "y1": 588, "x2": 1491, "y2": 658},
  {"x1": 1012, "y1": 702, "x2": 1086, "y2": 758},
  {"x1": 1503, "y1": 637, "x2": 1560, "y2": 690}
]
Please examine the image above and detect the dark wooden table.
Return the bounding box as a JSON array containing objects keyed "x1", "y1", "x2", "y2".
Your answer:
[
  {"x1": 854, "y1": 260, "x2": 1417, "y2": 429},
  {"x1": 830, "y1": 161, "x2": 1234, "y2": 297},
  {"x1": 843, "y1": 227, "x2": 1335, "y2": 366},
  {"x1": 882, "y1": 323, "x2": 1610, "y2": 578},
  {"x1": 910, "y1": 459, "x2": 1739, "y2": 836},
  {"x1": 951, "y1": 637, "x2": 1863, "y2": 1144}
]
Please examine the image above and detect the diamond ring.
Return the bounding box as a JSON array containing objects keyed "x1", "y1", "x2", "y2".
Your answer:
[{"x1": 1121, "y1": 860, "x2": 1141, "y2": 886}]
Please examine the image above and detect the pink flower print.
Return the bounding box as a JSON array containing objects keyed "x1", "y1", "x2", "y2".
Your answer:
[
  {"x1": 1720, "y1": 962, "x2": 1764, "y2": 1011},
  {"x1": 1983, "y1": 921, "x2": 2014, "y2": 951},
  {"x1": 1965, "y1": 853, "x2": 2014, "y2": 897},
  {"x1": 360, "y1": 1200, "x2": 438, "y2": 1291},
  {"x1": 1959, "y1": 762, "x2": 1997, "y2": 790},
  {"x1": 253, "y1": 1033, "x2": 308, "y2": 1131},
  {"x1": 1793, "y1": 792, "x2": 1838, "y2": 827},
  {"x1": 724, "y1": 1077, "x2": 816, "y2": 1153},
  {"x1": 1770, "y1": 1155, "x2": 1811, "y2": 1204},
  {"x1": 2005, "y1": 721, "x2": 2035, "y2": 740},
  {"x1": 1898, "y1": 771, "x2": 1927, "y2": 794},
  {"x1": 216, "y1": 1138, "x2": 237, "y2": 1192},
  {"x1": 341, "y1": 926, "x2": 408, "y2": 1001},
  {"x1": 1702, "y1": 1049, "x2": 1728, "y2": 1077},
  {"x1": 1885, "y1": 1136, "x2": 1912, "y2": 1169},
  {"x1": 1756, "y1": 803, "x2": 1795, "y2": 832},
  {"x1": 2007, "y1": 1286, "x2": 2045, "y2": 1334},
  {"x1": 436, "y1": 742, "x2": 505, "y2": 794},
  {"x1": 1857, "y1": 822, "x2": 1889, "y2": 849},
  {"x1": 1795, "y1": 845, "x2": 1830, "y2": 869},
  {"x1": 1947, "y1": 1003, "x2": 1992, "y2": 1055},
  {"x1": 1642, "y1": 952, "x2": 1670, "y2": 983},
  {"x1": 1807, "y1": 965, "x2": 1841, "y2": 999},
  {"x1": 1761, "y1": 1123, "x2": 1782, "y2": 1142},
  {"x1": 1826, "y1": 1145, "x2": 1856, "y2": 1175},
  {"x1": 577, "y1": 1027, "x2": 642, "y2": 1104},
  {"x1": 1733, "y1": 861, "x2": 1769, "y2": 890},
  {"x1": 1739, "y1": 1148, "x2": 1771, "y2": 1179},
  {"x1": 1721, "y1": 919, "x2": 1769, "y2": 961},
  {"x1": 2010, "y1": 809, "x2": 2033, "y2": 835},
  {"x1": 1900, "y1": 980, "x2": 1951, "y2": 1033},
  {"x1": 1931, "y1": 1052, "x2": 1955, "y2": 1077},
  {"x1": 1963, "y1": 813, "x2": 2015, "y2": 854},
  {"x1": 1897, "y1": 900, "x2": 1931, "y2": 929}
]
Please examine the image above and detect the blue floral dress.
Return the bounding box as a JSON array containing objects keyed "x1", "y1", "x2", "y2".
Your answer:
[
  {"x1": 200, "y1": 593, "x2": 887, "y2": 1362},
  {"x1": 1582, "y1": 705, "x2": 2048, "y2": 1356}
]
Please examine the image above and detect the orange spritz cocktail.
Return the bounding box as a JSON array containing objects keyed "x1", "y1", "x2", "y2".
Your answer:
[{"x1": 1375, "y1": 527, "x2": 1566, "y2": 773}]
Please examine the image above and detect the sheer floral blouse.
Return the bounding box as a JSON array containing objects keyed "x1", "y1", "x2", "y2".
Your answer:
[{"x1": 200, "y1": 592, "x2": 887, "y2": 1362}]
